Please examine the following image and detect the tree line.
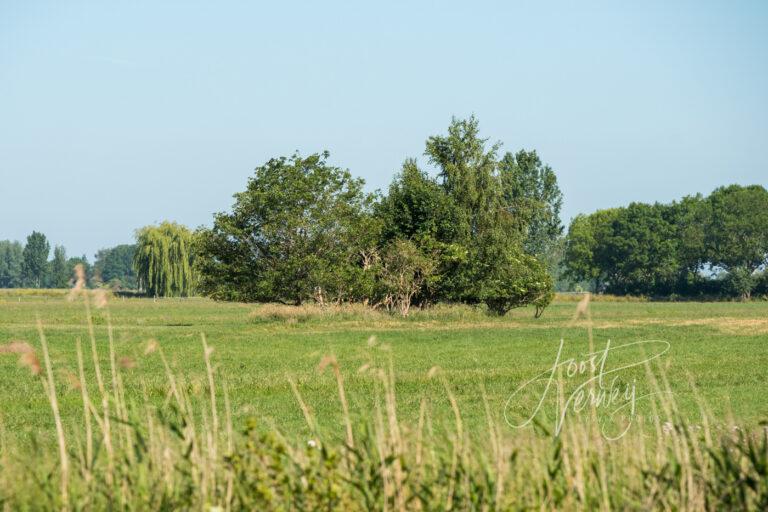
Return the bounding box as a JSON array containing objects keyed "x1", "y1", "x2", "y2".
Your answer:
[
  {"x1": 0, "y1": 234, "x2": 136, "y2": 290},
  {"x1": 4, "y1": 116, "x2": 765, "y2": 309},
  {"x1": 562, "y1": 184, "x2": 768, "y2": 299},
  {"x1": 105, "y1": 117, "x2": 560, "y2": 314}
]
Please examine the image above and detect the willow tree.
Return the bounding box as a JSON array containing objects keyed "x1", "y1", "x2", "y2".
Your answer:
[{"x1": 133, "y1": 222, "x2": 194, "y2": 297}]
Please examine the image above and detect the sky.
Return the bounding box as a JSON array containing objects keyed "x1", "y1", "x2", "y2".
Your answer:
[{"x1": 1, "y1": 1, "x2": 766, "y2": 260}]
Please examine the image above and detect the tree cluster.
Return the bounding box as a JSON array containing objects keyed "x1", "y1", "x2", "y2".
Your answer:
[
  {"x1": 563, "y1": 185, "x2": 768, "y2": 299},
  {"x1": 93, "y1": 244, "x2": 138, "y2": 290},
  {"x1": 195, "y1": 117, "x2": 561, "y2": 315},
  {"x1": 0, "y1": 233, "x2": 137, "y2": 290}
]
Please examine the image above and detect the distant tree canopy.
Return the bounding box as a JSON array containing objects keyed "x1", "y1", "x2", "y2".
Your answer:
[
  {"x1": 22, "y1": 231, "x2": 50, "y2": 288},
  {"x1": 94, "y1": 244, "x2": 137, "y2": 289},
  {"x1": 0, "y1": 233, "x2": 142, "y2": 292},
  {"x1": 67, "y1": 255, "x2": 93, "y2": 287},
  {"x1": 49, "y1": 246, "x2": 69, "y2": 288},
  {"x1": 196, "y1": 117, "x2": 559, "y2": 315},
  {"x1": 0, "y1": 233, "x2": 136, "y2": 290},
  {"x1": 134, "y1": 223, "x2": 195, "y2": 297},
  {"x1": 563, "y1": 184, "x2": 768, "y2": 299},
  {"x1": 0, "y1": 241, "x2": 24, "y2": 288}
]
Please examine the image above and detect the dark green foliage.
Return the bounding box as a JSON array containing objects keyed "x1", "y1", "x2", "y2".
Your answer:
[
  {"x1": 66, "y1": 255, "x2": 92, "y2": 287},
  {"x1": 563, "y1": 209, "x2": 620, "y2": 292},
  {"x1": 724, "y1": 267, "x2": 756, "y2": 300},
  {"x1": 196, "y1": 118, "x2": 560, "y2": 314},
  {"x1": 705, "y1": 185, "x2": 768, "y2": 276},
  {"x1": 563, "y1": 185, "x2": 768, "y2": 298},
  {"x1": 753, "y1": 270, "x2": 768, "y2": 298},
  {"x1": 669, "y1": 194, "x2": 708, "y2": 274},
  {"x1": 195, "y1": 152, "x2": 376, "y2": 304},
  {"x1": 474, "y1": 239, "x2": 554, "y2": 316},
  {"x1": 376, "y1": 159, "x2": 460, "y2": 244},
  {"x1": 0, "y1": 240, "x2": 24, "y2": 288},
  {"x1": 415, "y1": 116, "x2": 555, "y2": 312},
  {"x1": 597, "y1": 203, "x2": 679, "y2": 295},
  {"x1": 378, "y1": 238, "x2": 437, "y2": 316},
  {"x1": 499, "y1": 149, "x2": 564, "y2": 256},
  {"x1": 374, "y1": 160, "x2": 464, "y2": 306},
  {"x1": 421, "y1": 116, "x2": 516, "y2": 305},
  {"x1": 48, "y1": 245, "x2": 69, "y2": 288},
  {"x1": 21, "y1": 231, "x2": 50, "y2": 288},
  {"x1": 425, "y1": 116, "x2": 504, "y2": 244},
  {"x1": 94, "y1": 244, "x2": 137, "y2": 289}
]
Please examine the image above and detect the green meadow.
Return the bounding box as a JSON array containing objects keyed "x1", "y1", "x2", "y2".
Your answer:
[{"x1": 2, "y1": 292, "x2": 767, "y2": 445}]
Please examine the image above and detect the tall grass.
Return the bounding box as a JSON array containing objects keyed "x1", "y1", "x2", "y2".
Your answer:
[
  {"x1": 247, "y1": 302, "x2": 498, "y2": 325},
  {"x1": 0, "y1": 288, "x2": 766, "y2": 510}
]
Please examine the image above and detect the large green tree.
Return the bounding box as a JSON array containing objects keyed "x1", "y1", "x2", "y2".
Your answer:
[
  {"x1": 22, "y1": 231, "x2": 50, "y2": 288},
  {"x1": 665, "y1": 194, "x2": 711, "y2": 295},
  {"x1": 134, "y1": 222, "x2": 195, "y2": 297},
  {"x1": 598, "y1": 203, "x2": 679, "y2": 295},
  {"x1": 374, "y1": 160, "x2": 463, "y2": 303},
  {"x1": 422, "y1": 117, "x2": 554, "y2": 312},
  {"x1": 704, "y1": 184, "x2": 768, "y2": 298},
  {"x1": 425, "y1": 116, "x2": 505, "y2": 244},
  {"x1": 0, "y1": 241, "x2": 24, "y2": 288},
  {"x1": 564, "y1": 205, "x2": 678, "y2": 295},
  {"x1": 563, "y1": 209, "x2": 620, "y2": 292},
  {"x1": 499, "y1": 149, "x2": 563, "y2": 256},
  {"x1": 195, "y1": 152, "x2": 375, "y2": 304}
]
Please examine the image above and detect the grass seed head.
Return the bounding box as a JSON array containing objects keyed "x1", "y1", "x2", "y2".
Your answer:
[
  {"x1": 67, "y1": 264, "x2": 87, "y2": 301},
  {"x1": 92, "y1": 288, "x2": 108, "y2": 309},
  {"x1": 144, "y1": 339, "x2": 159, "y2": 355},
  {"x1": 119, "y1": 356, "x2": 136, "y2": 369},
  {"x1": 0, "y1": 341, "x2": 42, "y2": 376}
]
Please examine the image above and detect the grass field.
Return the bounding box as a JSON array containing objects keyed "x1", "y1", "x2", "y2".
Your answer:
[
  {"x1": 1, "y1": 291, "x2": 767, "y2": 446},
  {"x1": 2, "y1": 291, "x2": 768, "y2": 509}
]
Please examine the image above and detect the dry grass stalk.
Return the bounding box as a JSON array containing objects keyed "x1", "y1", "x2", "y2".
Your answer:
[
  {"x1": 36, "y1": 318, "x2": 70, "y2": 510},
  {"x1": 91, "y1": 288, "x2": 108, "y2": 309},
  {"x1": 222, "y1": 378, "x2": 235, "y2": 512},
  {"x1": 66, "y1": 263, "x2": 86, "y2": 302},
  {"x1": 380, "y1": 360, "x2": 406, "y2": 512},
  {"x1": 202, "y1": 333, "x2": 219, "y2": 495},
  {"x1": 288, "y1": 376, "x2": 317, "y2": 434},
  {"x1": 79, "y1": 283, "x2": 116, "y2": 489},
  {"x1": 318, "y1": 354, "x2": 354, "y2": 450}
]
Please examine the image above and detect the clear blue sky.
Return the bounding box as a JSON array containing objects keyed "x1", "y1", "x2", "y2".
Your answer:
[{"x1": 1, "y1": 1, "x2": 766, "y2": 259}]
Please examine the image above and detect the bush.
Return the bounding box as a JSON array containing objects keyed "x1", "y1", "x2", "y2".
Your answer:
[{"x1": 724, "y1": 267, "x2": 756, "y2": 300}]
